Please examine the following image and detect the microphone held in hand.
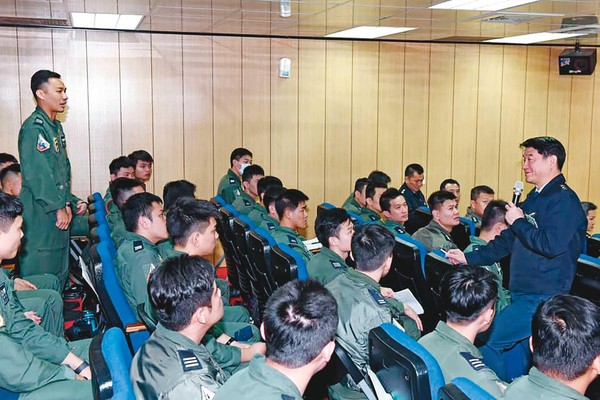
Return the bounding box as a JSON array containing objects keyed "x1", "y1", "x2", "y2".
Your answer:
[{"x1": 512, "y1": 181, "x2": 524, "y2": 206}]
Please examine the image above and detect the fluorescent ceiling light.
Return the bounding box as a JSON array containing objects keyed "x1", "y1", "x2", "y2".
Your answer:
[
  {"x1": 485, "y1": 32, "x2": 586, "y2": 44},
  {"x1": 430, "y1": 0, "x2": 537, "y2": 11},
  {"x1": 326, "y1": 26, "x2": 416, "y2": 39},
  {"x1": 71, "y1": 12, "x2": 143, "y2": 30}
]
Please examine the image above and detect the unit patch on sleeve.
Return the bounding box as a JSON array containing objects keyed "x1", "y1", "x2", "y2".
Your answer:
[{"x1": 37, "y1": 134, "x2": 50, "y2": 152}]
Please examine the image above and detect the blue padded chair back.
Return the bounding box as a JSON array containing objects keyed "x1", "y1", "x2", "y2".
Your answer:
[
  {"x1": 369, "y1": 323, "x2": 446, "y2": 400},
  {"x1": 98, "y1": 224, "x2": 113, "y2": 244},
  {"x1": 347, "y1": 211, "x2": 364, "y2": 226},
  {"x1": 400, "y1": 236, "x2": 428, "y2": 276},
  {"x1": 214, "y1": 195, "x2": 227, "y2": 207},
  {"x1": 96, "y1": 241, "x2": 149, "y2": 352},
  {"x1": 276, "y1": 243, "x2": 308, "y2": 280},
  {"x1": 254, "y1": 227, "x2": 276, "y2": 247},
  {"x1": 321, "y1": 202, "x2": 336, "y2": 209},
  {"x1": 238, "y1": 214, "x2": 256, "y2": 230},
  {"x1": 450, "y1": 378, "x2": 495, "y2": 400},
  {"x1": 0, "y1": 389, "x2": 19, "y2": 400},
  {"x1": 593, "y1": 233, "x2": 600, "y2": 239},
  {"x1": 90, "y1": 327, "x2": 135, "y2": 400},
  {"x1": 223, "y1": 204, "x2": 239, "y2": 217},
  {"x1": 458, "y1": 217, "x2": 476, "y2": 237}
]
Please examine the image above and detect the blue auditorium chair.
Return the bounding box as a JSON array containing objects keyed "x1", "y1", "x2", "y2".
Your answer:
[
  {"x1": 247, "y1": 227, "x2": 277, "y2": 318},
  {"x1": 270, "y1": 243, "x2": 308, "y2": 287},
  {"x1": 317, "y1": 202, "x2": 337, "y2": 216},
  {"x1": 89, "y1": 327, "x2": 135, "y2": 400},
  {"x1": 425, "y1": 250, "x2": 457, "y2": 323},
  {"x1": 571, "y1": 254, "x2": 600, "y2": 305},
  {"x1": 231, "y1": 215, "x2": 258, "y2": 303},
  {"x1": 217, "y1": 205, "x2": 243, "y2": 296}
]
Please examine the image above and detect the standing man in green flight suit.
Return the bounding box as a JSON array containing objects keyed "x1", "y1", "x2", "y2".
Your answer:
[
  {"x1": 217, "y1": 147, "x2": 252, "y2": 204},
  {"x1": 18, "y1": 70, "x2": 87, "y2": 288},
  {"x1": 231, "y1": 164, "x2": 264, "y2": 215}
]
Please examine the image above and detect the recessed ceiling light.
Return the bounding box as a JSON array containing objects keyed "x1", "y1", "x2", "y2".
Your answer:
[
  {"x1": 71, "y1": 12, "x2": 143, "y2": 30},
  {"x1": 326, "y1": 26, "x2": 416, "y2": 39},
  {"x1": 430, "y1": 0, "x2": 538, "y2": 11},
  {"x1": 485, "y1": 32, "x2": 586, "y2": 44}
]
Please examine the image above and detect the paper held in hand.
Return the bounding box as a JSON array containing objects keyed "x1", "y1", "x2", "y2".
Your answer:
[{"x1": 394, "y1": 289, "x2": 424, "y2": 315}]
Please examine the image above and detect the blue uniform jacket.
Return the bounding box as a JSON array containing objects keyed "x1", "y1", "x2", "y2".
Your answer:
[{"x1": 466, "y1": 174, "x2": 586, "y2": 295}]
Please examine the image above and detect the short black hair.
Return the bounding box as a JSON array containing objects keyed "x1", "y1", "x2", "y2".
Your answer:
[
  {"x1": 380, "y1": 188, "x2": 403, "y2": 213},
  {"x1": 127, "y1": 150, "x2": 154, "y2": 163},
  {"x1": 263, "y1": 279, "x2": 338, "y2": 368},
  {"x1": 480, "y1": 200, "x2": 508, "y2": 232},
  {"x1": 30, "y1": 70, "x2": 61, "y2": 99},
  {"x1": 354, "y1": 178, "x2": 369, "y2": 194},
  {"x1": 148, "y1": 254, "x2": 215, "y2": 331},
  {"x1": 351, "y1": 224, "x2": 394, "y2": 272},
  {"x1": 532, "y1": 294, "x2": 600, "y2": 381},
  {"x1": 365, "y1": 181, "x2": 388, "y2": 200},
  {"x1": 315, "y1": 208, "x2": 351, "y2": 249},
  {"x1": 427, "y1": 190, "x2": 457, "y2": 212},
  {"x1": 122, "y1": 192, "x2": 162, "y2": 232},
  {"x1": 521, "y1": 136, "x2": 566, "y2": 170},
  {"x1": 470, "y1": 185, "x2": 495, "y2": 201},
  {"x1": 109, "y1": 156, "x2": 136, "y2": 176},
  {"x1": 167, "y1": 198, "x2": 220, "y2": 247},
  {"x1": 0, "y1": 153, "x2": 18, "y2": 165},
  {"x1": 264, "y1": 186, "x2": 287, "y2": 211},
  {"x1": 162, "y1": 180, "x2": 196, "y2": 210},
  {"x1": 441, "y1": 266, "x2": 497, "y2": 324},
  {"x1": 241, "y1": 164, "x2": 265, "y2": 183},
  {"x1": 229, "y1": 147, "x2": 252, "y2": 167},
  {"x1": 368, "y1": 171, "x2": 391, "y2": 185},
  {"x1": 404, "y1": 163, "x2": 424, "y2": 177},
  {"x1": 0, "y1": 192, "x2": 23, "y2": 232},
  {"x1": 0, "y1": 164, "x2": 20, "y2": 187},
  {"x1": 582, "y1": 201, "x2": 597, "y2": 215},
  {"x1": 275, "y1": 189, "x2": 309, "y2": 220},
  {"x1": 109, "y1": 177, "x2": 145, "y2": 209},
  {"x1": 257, "y1": 176, "x2": 283, "y2": 198},
  {"x1": 440, "y1": 178, "x2": 460, "y2": 190}
]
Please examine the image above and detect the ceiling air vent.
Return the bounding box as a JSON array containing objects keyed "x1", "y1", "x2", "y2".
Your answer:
[
  {"x1": 0, "y1": 16, "x2": 69, "y2": 28},
  {"x1": 482, "y1": 14, "x2": 542, "y2": 24}
]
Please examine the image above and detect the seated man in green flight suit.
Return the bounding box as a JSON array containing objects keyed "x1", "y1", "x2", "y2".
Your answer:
[
  {"x1": 342, "y1": 177, "x2": 369, "y2": 215},
  {"x1": 0, "y1": 192, "x2": 92, "y2": 399},
  {"x1": 246, "y1": 176, "x2": 283, "y2": 227},
  {"x1": 355, "y1": 181, "x2": 387, "y2": 225},
  {"x1": 103, "y1": 156, "x2": 136, "y2": 203},
  {"x1": 231, "y1": 164, "x2": 265, "y2": 216},
  {"x1": 413, "y1": 190, "x2": 460, "y2": 252},
  {"x1": 254, "y1": 185, "x2": 286, "y2": 234},
  {"x1": 131, "y1": 255, "x2": 232, "y2": 400},
  {"x1": 380, "y1": 188, "x2": 410, "y2": 237},
  {"x1": 106, "y1": 178, "x2": 145, "y2": 247},
  {"x1": 270, "y1": 189, "x2": 313, "y2": 264},
  {"x1": 326, "y1": 224, "x2": 422, "y2": 399},
  {"x1": 217, "y1": 147, "x2": 252, "y2": 204},
  {"x1": 215, "y1": 279, "x2": 339, "y2": 400}
]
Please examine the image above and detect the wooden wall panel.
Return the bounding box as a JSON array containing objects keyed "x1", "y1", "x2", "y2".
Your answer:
[{"x1": 2, "y1": 26, "x2": 600, "y2": 223}]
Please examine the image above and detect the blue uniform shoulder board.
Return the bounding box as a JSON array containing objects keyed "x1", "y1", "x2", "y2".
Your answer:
[
  {"x1": 460, "y1": 352, "x2": 486, "y2": 371},
  {"x1": 266, "y1": 222, "x2": 275, "y2": 231},
  {"x1": 177, "y1": 349, "x2": 203, "y2": 372},
  {"x1": 287, "y1": 235, "x2": 298, "y2": 244},
  {"x1": 34, "y1": 117, "x2": 44, "y2": 125},
  {"x1": 0, "y1": 282, "x2": 8, "y2": 305},
  {"x1": 330, "y1": 260, "x2": 343, "y2": 269},
  {"x1": 369, "y1": 214, "x2": 379, "y2": 221},
  {"x1": 133, "y1": 240, "x2": 144, "y2": 252},
  {"x1": 368, "y1": 288, "x2": 387, "y2": 307},
  {"x1": 243, "y1": 198, "x2": 252, "y2": 206},
  {"x1": 229, "y1": 177, "x2": 236, "y2": 184},
  {"x1": 281, "y1": 395, "x2": 296, "y2": 400}
]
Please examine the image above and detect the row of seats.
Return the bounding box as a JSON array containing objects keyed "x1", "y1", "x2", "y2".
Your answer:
[{"x1": 213, "y1": 196, "x2": 308, "y2": 321}]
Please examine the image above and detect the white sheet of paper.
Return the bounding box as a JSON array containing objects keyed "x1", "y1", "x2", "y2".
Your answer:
[
  {"x1": 303, "y1": 237, "x2": 323, "y2": 251},
  {"x1": 394, "y1": 288, "x2": 425, "y2": 315}
]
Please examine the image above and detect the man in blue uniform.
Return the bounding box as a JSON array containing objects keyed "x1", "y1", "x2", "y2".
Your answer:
[
  {"x1": 447, "y1": 136, "x2": 587, "y2": 381},
  {"x1": 399, "y1": 163, "x2": 426, "y2": 219}
]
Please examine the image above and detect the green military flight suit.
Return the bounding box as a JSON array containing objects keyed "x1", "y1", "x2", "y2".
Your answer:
[
  {"x1": 326, "y1": 268, "x2": 420, "y2": 399},
  {"x1": 342, "y1": 193, "x2": 362, "y2": 215},
  {"x1": 504, "y1": 367, "x2": 589, "y2": 400},
  {"x1": 231, "y1": 191, "x2": 263, "y2": 217},
  {"x1": 306, "y1": 246, "x2": 348, "y2": 285},
  {"x1": 214, "y1": 354, "x2": 303, "y2": 400},
  {"x1": 465, "y1": 207, "x2": 482, "y2": 229},
  {"x1": 106, "y1": 199, "x2": 127, "y2": 248},
  {"x1": 13, "y1": 273, "x2": 64, "y2": 337},
  {"x1": 270, "y1": 225, "x2": 313, "y2": 264},
  {"x1": 114, "y1": 231, "x2": 162, "y2": 313},
  {"x1": 258, "y1": 214, "x2": 279, "y2": 233},
  {"x1": 464, "y1": 236, "x2": 511, "y2": 312},
  {"x1": 412, "y1": 220, "x2": 459, "y2": 252},
  {"x1": 355, "y1": 208, "x2": 384, "y2": 225},
  {"x1": 130, "y1": 323, "x2": 228, "y2": 400},
  {"x1": 419, "y1": 321, "x2": 507, "y2": 398},
  {"x1": 383, "y1": 220, "x2": 409, "y2": 237},
  {"x1": 217, "y1": 170, "x2": 242, "y2": 204},
  {"x1": 18, "y1": 106, "x2": 82, "y2": 288},
  {"x1": 246, "y1": 204, "x2": 269, "y2": 227},
  {"x1": 0, "y1": 270, "x2": 92, "y2": 399}
]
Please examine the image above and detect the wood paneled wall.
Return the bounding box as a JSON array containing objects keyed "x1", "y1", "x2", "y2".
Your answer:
[{"x1": 1, "y1": 26, "x2": 599, "y2": 236}]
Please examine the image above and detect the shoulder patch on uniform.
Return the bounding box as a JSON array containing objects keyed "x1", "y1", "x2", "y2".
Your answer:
[
  {"x1": 0, "y1": 283, "x2": 8, "y2": 305},
  {"x1": 281, "y1": 395, "x2": 296, "y2": 400},
  {"x1": 243, "y1": 198, "x2": 252, "y2": 206},
  {"x1": 460, "y1": 352, "x2": 486, "y2": 371},
  {"x1": 178, "y1": 349, "x2": 203, "y2": 372},
  {"x1": 36, "y1": 134, "x2": 50, "y2": 152},
  {"x1": 34, "y1": 117, "x2": 44, "y2": 125},
  {"x1": 229, "y1": 177, "x2": 236, "y2": 184},
  {"x1": 287, "y1": 235, "x2": 298, "y2": 244},
  {"x1": 330, "y1": 260, "x2": 343, "y2": 269},
  {"x1": 133, "y1": 240, "x2": 144, "y2": 252},
  {"x1": 368, "y1": 288, "x2": 387, "y2": 307},
  {"x1": 266, "y1": 222, "x2": 275, "y2": 231},
  {"x1": 201, "y1": 386, "x2": 216, "y2": 400}
]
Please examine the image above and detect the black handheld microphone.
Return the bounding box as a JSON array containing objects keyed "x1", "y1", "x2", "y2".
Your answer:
[{"x1": 512, "y1": 181, "x2": 524, "y2": 205}]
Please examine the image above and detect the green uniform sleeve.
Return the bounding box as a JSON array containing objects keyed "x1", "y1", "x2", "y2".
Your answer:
[
  {"x1": 0, "y1": 273, "x2": 70, "y2": 364},
  {"x1": 0, "y1": 334, "x2": 74, "y2": 392},
  {"x1": 18, "y1": 123, "x2": 67, "y2": 213},
  {"x1": 116, "y1": 247, "x2": 159, "y2": 312},
  {"x1": 162, "y1": 374, "x2": 222, "y2": 400},
  {"x1": 202, "y1": 336, "x2": 242, "y2": 374}
]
